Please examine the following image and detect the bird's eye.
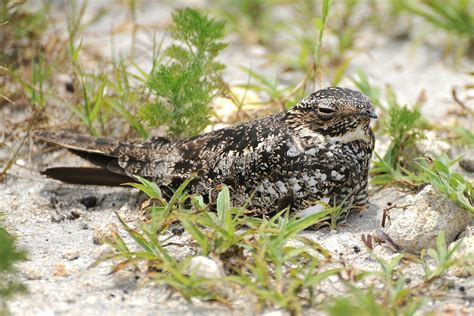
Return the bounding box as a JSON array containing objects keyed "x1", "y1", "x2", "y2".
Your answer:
[{"x1": 318, "y1": 107, "x2": 335, "y2": 115}]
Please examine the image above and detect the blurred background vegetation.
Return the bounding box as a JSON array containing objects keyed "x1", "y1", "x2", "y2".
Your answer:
[
  {"x1": 1, "y1": 0, "x2": 473, "y2": 141},
  {"x1": 0, "y1": 0, "x2": 473, "y2": 314}
]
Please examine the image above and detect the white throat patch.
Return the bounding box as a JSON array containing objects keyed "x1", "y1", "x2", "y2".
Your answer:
[{"x1": 327, "y1": 125, "x2": 369, "y2": 143}]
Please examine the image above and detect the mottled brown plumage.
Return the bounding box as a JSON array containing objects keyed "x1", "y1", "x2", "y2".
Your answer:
[{"x1": 35, "y1": 87, "x2": 376, "y2": 216}]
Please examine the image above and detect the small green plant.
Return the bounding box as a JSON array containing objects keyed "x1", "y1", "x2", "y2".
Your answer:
[
  {"x1": 351, "y1": 69, "x2": 382, "y2": 108},
  {"x1": 239, "y1": 0, "x2": 334, "y2": 112},
  {"x1": 227, "y1": 210, "x2": 338, "y2": 314},
  {"x1": 416, "y1": 154, "x2": 474, "y2": 214},
  {"x1": 324, "y1": 289, "x2": 390, "y2": 316},
  {"x1": 280, "y1": 0, "x2": 333, "y2": 84},
  {"x1": 451, "y1": 126, "x2": 474, "y2": 147},
  {"x1": 0, "y1": 221, "x2": 27, "y2": 314},
  {"x1": 0, "y1": 0, "x2": 49, "y2": 66},
  {"x1": 325, "y1": 230, "x2": 467, "y2": 316},
  {"x1": 400, "y1": 0, "x2": 474, "y2": 58},
  {"x1": 102, "y1": 178, "x2": 225, "y2": 301},
  {"x1": 370, "y1": 87, "x2": 426, "y2": 186},
  {"x1": 422, "y1": 231, "x2": 464, "y2": 280},
  {"x1": 141, "y1": 8, "x2": 228, "y2": 138},
  {"x1": 238, "y1": 68, "x2": 306, "y2": 110},
  {"x1": 325, "y1": 252, "x2": 423, "y2": 316},
  {"x1": 0, "y1": 0, "x2": 53, "y2": 114}
]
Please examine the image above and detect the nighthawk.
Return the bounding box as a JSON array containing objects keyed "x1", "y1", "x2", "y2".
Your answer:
[{"x1": 35, "y1": 87, "x2": 377, "y2": 217}]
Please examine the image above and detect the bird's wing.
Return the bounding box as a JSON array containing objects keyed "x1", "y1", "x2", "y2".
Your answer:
[
  {"x1": 34, "y1": 130, "x2": 173, "y2": 185},
  {"x1": 34, "y1": 113, "x2": 291, "y2": 187},
  {"x1": 96, "y1": 113, "x2": 289, "y2": 185},
  {"x1": 169, "y1": 113, "x2": 294, "y2": 188}
]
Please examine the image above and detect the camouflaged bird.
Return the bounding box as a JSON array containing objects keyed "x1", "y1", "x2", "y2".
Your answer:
[{"x1": 35, "y1": 87, "x2": 376, "y2": 216}]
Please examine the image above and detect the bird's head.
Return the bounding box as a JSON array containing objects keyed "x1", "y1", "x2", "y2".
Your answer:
[{"x1": 286, "y1": 87, "x2": 377, "y2": 144}]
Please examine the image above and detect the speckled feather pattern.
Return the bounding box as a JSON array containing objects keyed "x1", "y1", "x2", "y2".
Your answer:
[{"x1": 35, "y1": 87, "x2": 376, "y2": 216}]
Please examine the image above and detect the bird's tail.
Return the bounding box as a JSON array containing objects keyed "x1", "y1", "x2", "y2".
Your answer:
[
  {"x1": 40, "y1": 167, "x2": 134, "y2": 186},
  {"x1": 34, "y1": 130, "x2": 134, "y2": 186}
]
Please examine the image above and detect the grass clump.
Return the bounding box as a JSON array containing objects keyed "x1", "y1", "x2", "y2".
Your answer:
[
  {"x1": 325, "y1": 231, "x2": 466, "y2": 316},
  {"x1": 400, "y1": 0, "x2": 474, "y2": 58},
  {"x1": 0, "y1": 0, "x2": 49, "y2": 67},
  {"x1": 0, "y1": 221, "x2": 27, "y2": 315},
  {"x1": 62, "y1": 1, "x2": 150, "y2": 138},
  {"x1": 61, "y1": 6, "x2": 228, "y2": 139},
  {"x1": 325, "y1": 254, "x2": 422, "y2": 316},
  {"x1": 238, "y1": 0, "x2": 334, "y2": 111},
  {"x1": 417, "y1": 154, "x2": 474, "y2": 214},
  {"x1": 1, "y1": 0, "x2": 50, "y2": 110},
  {"x1": 421, "y1": 230, "x2": 464, "y2": 280},
  {"x1": 451, "y1": 126, "x2": 474, "y2": 147},
  {"x1": 370, "y1": 87, "x2": 426, "y2": 186},
  {"x1": 101, "y1": 177, "x2": 339, "y2": 314},
  {"x1": 141, "y1": 8, "x2": 227, "y2": 138}
]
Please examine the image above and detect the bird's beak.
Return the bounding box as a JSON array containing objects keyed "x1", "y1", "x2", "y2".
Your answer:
[{"x1": 359, "y1": 109, "x2": 377, "y2": 119}]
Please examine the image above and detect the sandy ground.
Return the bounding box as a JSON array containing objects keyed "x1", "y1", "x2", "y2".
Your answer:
[{"x1": 1, "y1": 1, "x2": 474, "y2": 315}]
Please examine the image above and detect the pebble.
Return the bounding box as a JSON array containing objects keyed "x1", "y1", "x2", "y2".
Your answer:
[
  {"x1": 261, "y1": 309, "x2": 290, "y2": 316},
  {"x1": 93, "y1": 223, "x2": 118, "y2": 245},
  {"x1": 452, "y1": 226, "x2": 474, "y2": 277},
  {"x1": 51, "y1": 214, "x2": 65, "y2": 223},
  {"x1": 460, "y1": 158, "x2": 474, "y2": 173},
  {"x1": 80, "y1": 222, "x2": 89, "y2": 230},
  {"x1": 188, "y1": 256, "x2": 223, "y2": 279},
  {"x1": 53, "y1": 263, "x2": 69, "y2": 277},
  {"x1": 384, "y1": 185, "x2": 471, "y2": 253},
  {"x1": 93, "y1": 244, "x2": 113, "y2": 260},
  {"x1": 23, "y1": 266, "x2": 42, "y2": 280},
  {"x1": 66, "y1": 209, "x2": 82, "y2": 220},
  {"x1": 62, "y1": 249, "x2": 80, "y2": 261}
]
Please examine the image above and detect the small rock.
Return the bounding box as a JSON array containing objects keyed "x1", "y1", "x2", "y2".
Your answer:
[
  {"x1": 51, "y1": 214, "x2": 65, "y2": 223},
  {"x1": 93, "y1": 223, "x2": 118, "y2": 245},
  {"x1": 23, "y1": 266, "x2": 42, "y2": 280},
  {"x1": 79, "y1": 196, "x2": 98, "y2": 209},
  {"x1": 62, "y1": 249, "x2": 80, "y2": 261},
  {"x1": 451, "y1": 226, "x2": 474, "y2": 277},
  {"x1": 80, "y1": 222, "x2": 89, "y2": 230},
  {"x1": 66, "y1": 208, "x2": 82, "y2": 220},
  {"x1": 188, "y1": 256, "x2": 223, "y2": 279},
  {"x1": 93, "y1": 244, "x2": 113, "y2": 260},
  {"x1": 261, "y1": 309, "x2": 290, "y2": 316},
  {"x1": 460, "y1": 158, "x2": 474, "y2": 173},
  {"x1": 384, "y1": 185, "x2": 471, "y2": 253},
  {"x1": 53, "y1": 263, "x2": 69, "y2": 277},
  {"x1": 15, "y1": 159, "x2": 26, "y2": 166}
]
